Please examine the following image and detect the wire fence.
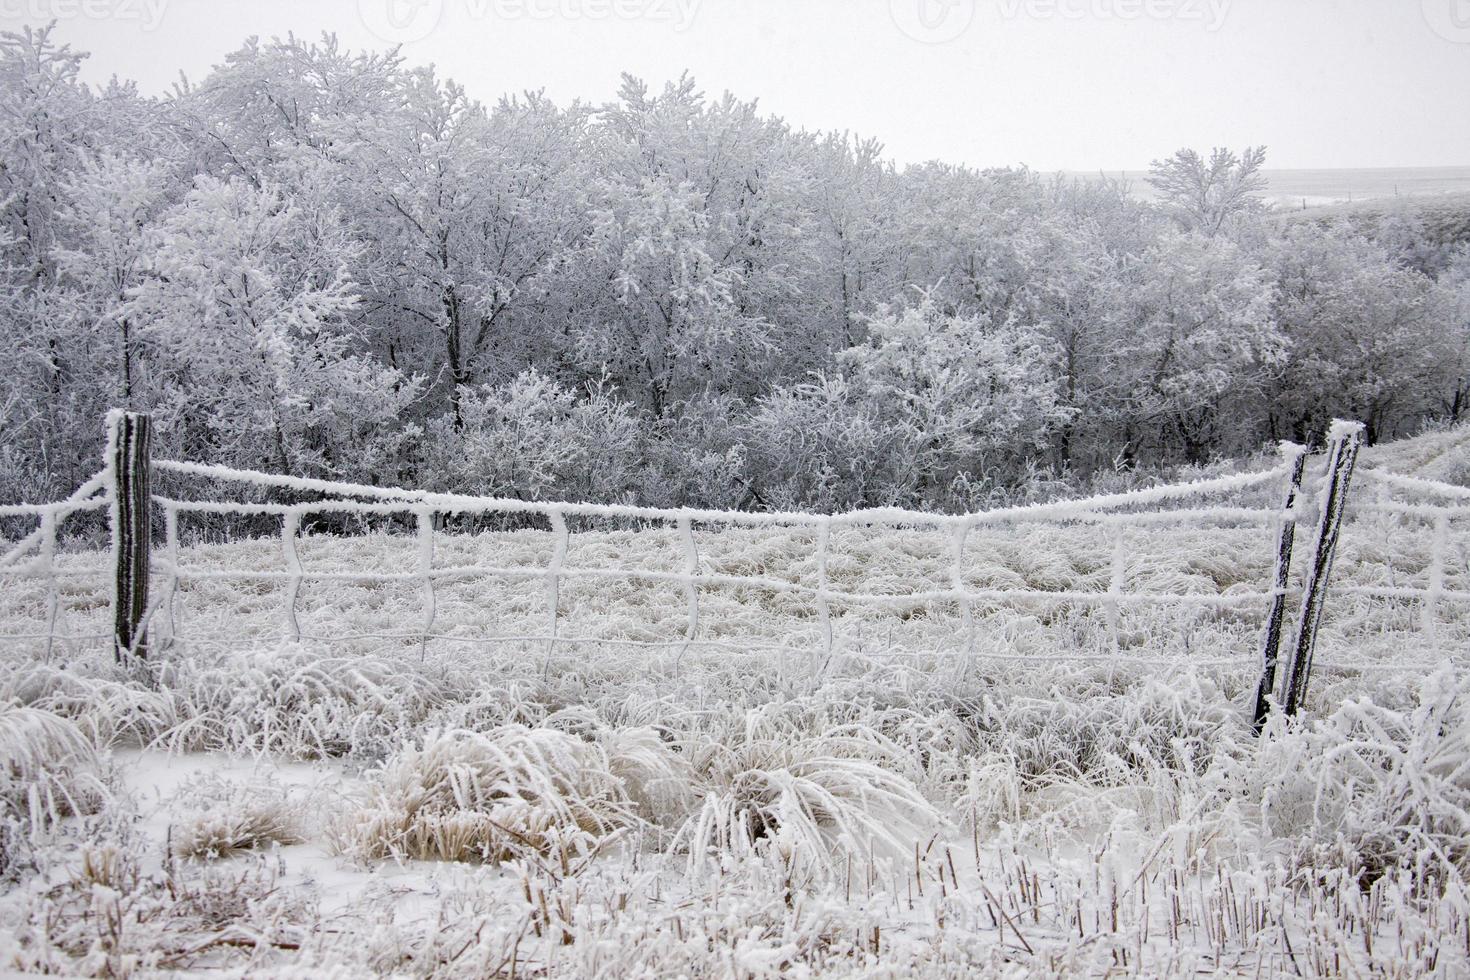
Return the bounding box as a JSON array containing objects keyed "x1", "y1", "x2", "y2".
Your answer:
[
  {"x1": 147, "y1": 456, "x2": 1293, "y2": 660},
  {"x1": 1327, "y1": 466, "x2": 1470, "y2": 647},
  {"x1": 1, "y1": 415, "x2": 1466, "y2": 698}
]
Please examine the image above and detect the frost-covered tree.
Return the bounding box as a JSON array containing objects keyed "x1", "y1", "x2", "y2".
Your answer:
[
  {"x1": 0, "y1": 32, "x2": 1465, "y2": 509},
  {"x1": 1266, "y1": 224, "x2": 1460, "y2": 443},
  {"x1": 0, "y1": 26, "x2": 168, "y2": 495},
  {"x1": 1147, "y1": 146, "x2": 1268, "y2": 238},
  {"x1": 796, "y1": 133, "x2": 897, "y2": 356},
  {"x1": 1105, "y1": 231, "x2": 1282, "y2": 463},
  {"x1": 567, "y1": 75, "x2": 792, "y2": 412},
  {"x1": 576, "y1": 174, "x2": 771, "y2": 413},
  {"x1": 1441, "y1": 247, "x2": 1470, "y2": 422},
  {"x1": 842, "y1": 294, "x2": 1073, "y2": 503},
  {"x1": 52, "y1": 154, "x2": 180, "y2": 407},
  {"x1": 122, "y1": 176, "x2": 418, "y2": 478}
]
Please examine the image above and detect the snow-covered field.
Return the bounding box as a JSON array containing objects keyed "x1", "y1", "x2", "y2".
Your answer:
[{"x1": 2, "y1": 427, "x2": 1469, "y2": 977}]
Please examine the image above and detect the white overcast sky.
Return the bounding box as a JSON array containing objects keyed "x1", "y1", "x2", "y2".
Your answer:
[{"x1": 6, "y1": 0, "x2": 1470, "y2": 171}]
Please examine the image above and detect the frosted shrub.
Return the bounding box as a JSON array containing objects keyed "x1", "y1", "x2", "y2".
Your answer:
[
  {"x1": 743, "y1": 375, "x2": 906, "y2": 512},
  {"x1": 423, "y1": 370, "x2": 645, "y2": 503},
  {"x1": 336, "y1": 726, "x2": 637, "y2": 864},
  {"x1": 640, "y1": 392, "x2": 750, "y2": 511}
]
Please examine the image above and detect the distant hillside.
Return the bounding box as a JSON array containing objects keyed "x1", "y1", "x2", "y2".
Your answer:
[
  {"x1": 1069, "y1": 166, "x2": 1470, "y2": 209},
  {"x1": 1280, "y1": 192, "x2": 1470, "y2": 252},
  {"x1": 1360, "y1": 422, "x2": 1470, "y2": 486}
]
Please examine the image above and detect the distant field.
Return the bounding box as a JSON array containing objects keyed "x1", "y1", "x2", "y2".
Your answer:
[
  {"x1": 1070, "y1": 165, "x2": 1470, "y2": 208},
  {"x1": 1281, "y1": 190, "x2": 1470, "y2": 250}
]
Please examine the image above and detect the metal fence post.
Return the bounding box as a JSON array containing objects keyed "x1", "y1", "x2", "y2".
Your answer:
[
  {"x1": 1252, "y1": 442, "x2": 1307, "y2": 733},
  {"x1": 110, "y1": 411, "x2": 152, "y2": 661},
  {"x1": 1279, "y1": 420, "x2": 1364, "y2": 719}
]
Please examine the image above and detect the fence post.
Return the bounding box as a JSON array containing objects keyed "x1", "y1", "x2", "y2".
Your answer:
[
  {"x1": 1279, "y1": 420, "x2": 1364, "y2": 719},
  {"x1": 109, "y1": 411, "x2": 152, "y2": 661},
  {"x1": 1252, "y1": 442, "x2": 1308, "y2": 733}
]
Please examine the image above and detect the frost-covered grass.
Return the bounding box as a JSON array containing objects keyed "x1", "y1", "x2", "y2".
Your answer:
[
  {"x1": 0, "y1": 641, "x2": 1467, "y2": 977},
  {"x1": 0, "y1": 704, "x2": 106, "y2": 878},
  {"x1": 1, "y1": 443, "x2": 1469, "y2": 975}
]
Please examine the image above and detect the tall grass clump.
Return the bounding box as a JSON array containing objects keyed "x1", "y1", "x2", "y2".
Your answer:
[
  {"x1": 1259, "y1": 665, "x2": 1470, "y2": 889},
  {"x1": 1, "y1": 703, "x2": 106, "y2": 877},
  {"x1": 541, "y1": 706, "x2": 695, "y2": 828},
  {"x1": 169, "y1": 774, "x2": 304, "y2": 860},
  {"x1": 334, "y1": 725, "x2": 639, "y2": 865},
  {"x1": 955, "y1": 669, "x2": 1242, "y2": 783},
  {"x1": 161, "y1": 646, "x2": 448, "y2": 759},
  {"x1": 677, "y1": 705, "x2": 942, "y2": 872},
  {"x1": 1, "y1": 658, "x2": 177, "y2": 747}
]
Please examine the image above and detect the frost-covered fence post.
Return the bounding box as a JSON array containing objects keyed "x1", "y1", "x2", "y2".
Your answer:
[
  {"x1": 109, "y1": 411, "x2": 152, "y2": 661},
  {"x1": 1280, "y1": 421, "x2": 1364, "y2": 719},
  {"x1": 1252, "y1": 442, "x2": 1308, "y2": 733}
]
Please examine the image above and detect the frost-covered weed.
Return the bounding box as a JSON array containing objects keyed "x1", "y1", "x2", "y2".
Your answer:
[
  {"x1": 13, "y1": 834, "x2": 314, "y2": 976},
  {"x1": 0, "y1": 704, "x2": 105, "y2": 855},
  {"x1": 160, "y1": 646, "x2": 449, "y2": 759},
  {"x1": 336, "y1": 726, "x2": 637, "y2": 864},
  {"x1": 678, "y1": 705, "x2": 942, "y2": 872},
  {"x1": 169, "y1": 773, "x2": 303, "y2": 860},
  {"x1": 1259, "y1": 665, "x2": 1470, "y2": 887}
]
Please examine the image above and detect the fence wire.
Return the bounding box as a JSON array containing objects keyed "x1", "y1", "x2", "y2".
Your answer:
[
  {"x1": 147, "y1": 457, "x2": 1297, "y2": 665},
  {"x1": 2, "y1": 449, "x2": 1466, "y2": 676}
]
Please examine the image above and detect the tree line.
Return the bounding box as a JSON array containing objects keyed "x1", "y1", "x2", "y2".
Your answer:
[{"x1": 3, "y1": 27, "x2": 1467, "y2": 513}]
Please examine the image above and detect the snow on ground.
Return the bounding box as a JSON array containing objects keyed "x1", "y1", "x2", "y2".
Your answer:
[{"x1": 1, "y1": 429, "x2": 1469, "y2": 977}]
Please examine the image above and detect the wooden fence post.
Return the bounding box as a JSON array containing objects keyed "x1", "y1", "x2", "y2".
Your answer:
[
  {"x1": 1252, "y1": 442, "x2": 1308, "y2": 733},
  {"x1": 110, "y1": 411, "x2": 152, "y2": 661},
  {"x1": 1279, "y1": 420, "x2": 1364, "y2": 719}
]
